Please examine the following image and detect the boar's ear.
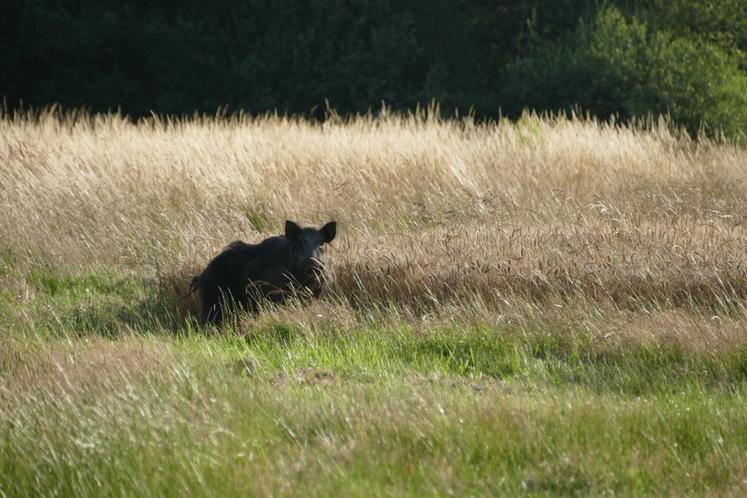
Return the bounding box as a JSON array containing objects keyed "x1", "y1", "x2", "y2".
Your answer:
[
  {"x1": 285, "y1": 220, "x2": 301, "y2": 240},
  {"x1": 321, "y1": 221, "x2": 336, "y2": 243}
]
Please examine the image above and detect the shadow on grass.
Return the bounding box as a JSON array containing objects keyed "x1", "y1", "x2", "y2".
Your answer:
[
  {"x1": 17, "y1": 265, "x2": 747, "y2": 395},
  {"x1": 22, "y1": 267, "x2": 200, "y2": 337}
]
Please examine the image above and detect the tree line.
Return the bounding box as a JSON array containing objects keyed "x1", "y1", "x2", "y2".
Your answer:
[{"x1": 2, "y1": 0, "x2": 746, "y2": 138}]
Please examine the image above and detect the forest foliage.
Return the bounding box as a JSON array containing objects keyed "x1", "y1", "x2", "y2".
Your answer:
[{"x1": 2, "y1": 0, "x2": 747, "y2": 137}]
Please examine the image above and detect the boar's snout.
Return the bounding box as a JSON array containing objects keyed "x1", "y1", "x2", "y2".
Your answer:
[
  {"x1": 296, "y1": 257, "x2": 328, "y2": 295},
  {"x1": 302, "y1": 257, "x2": 327, "y2": 281}
]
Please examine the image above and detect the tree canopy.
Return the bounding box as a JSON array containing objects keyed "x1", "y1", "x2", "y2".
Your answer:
[{"x1": 2, "y1": 0, "x2": 746, "y2": 138}]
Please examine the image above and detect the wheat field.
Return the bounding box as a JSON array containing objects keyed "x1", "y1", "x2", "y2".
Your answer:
[{"x1": 2, "y1": 109, "x2": 747, "y2": 496}]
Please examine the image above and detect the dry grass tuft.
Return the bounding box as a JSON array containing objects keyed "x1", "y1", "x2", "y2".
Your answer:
[{"x1": 330, "y1": 219, "x2": 747, "y2": 310}]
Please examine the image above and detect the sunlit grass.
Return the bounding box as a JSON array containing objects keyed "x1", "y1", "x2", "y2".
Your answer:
[{"x1": 2, "y1": 109, "x2": 747, "y2": 496}]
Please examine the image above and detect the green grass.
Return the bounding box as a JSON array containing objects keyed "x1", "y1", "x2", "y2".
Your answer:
[
  {"x1": 2, "y1": 350, "x2": 746, "y2": 497},
  {"x1": 2, "y1": 267, "x2": 747, "y2": 496}
]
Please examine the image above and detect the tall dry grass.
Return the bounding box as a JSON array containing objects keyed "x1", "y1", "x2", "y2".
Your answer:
[
  {"x1": 4, "y1": 110, "x2": 747, "y2": 498},
  {"x1": 1, "y1": 109, "x2": 746, "y2": 312}
]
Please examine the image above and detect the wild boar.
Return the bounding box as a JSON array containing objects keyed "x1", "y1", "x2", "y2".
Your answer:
[{"x1": 191, "y1": 220, "x2": 336, "y2": 324}]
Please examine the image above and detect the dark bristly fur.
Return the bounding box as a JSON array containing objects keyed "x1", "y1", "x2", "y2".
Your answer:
[{"x1": 191, "y1": 220, "x2": 336, "y2": 324}]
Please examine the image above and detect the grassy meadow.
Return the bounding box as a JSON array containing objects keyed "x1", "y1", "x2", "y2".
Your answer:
[{"x1": 1, "y1": 109, "x2": 747, "y2": 496}]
